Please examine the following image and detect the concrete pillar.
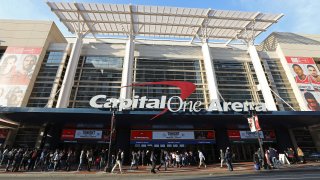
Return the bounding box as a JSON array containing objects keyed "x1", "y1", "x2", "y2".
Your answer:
[
  {"x1": 201, "y1": 42, "x2": 220, "y2": 101},
  {"x1": 288, "y1": 128, "x2": 298, "y2": 150},
  {"x1": 120, "y1": 35, "x2": 135, "y2": 99},
  {"x1": 3, "y1": 128, "x2": 18, "y2": 148},
  {"x1": 34, "y1": 124, "x2": 47, "y2": 149},
  {"x1": 248, "y1": 45, "x2": 277, "y2": 111},
  {"x1": 56, "y1": 35, "x2": 83, "y2": 108}
]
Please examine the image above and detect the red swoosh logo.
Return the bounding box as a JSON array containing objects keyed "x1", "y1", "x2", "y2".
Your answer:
[{"x1": 125, "y1": 81, "x2": 196, "y2": 120}]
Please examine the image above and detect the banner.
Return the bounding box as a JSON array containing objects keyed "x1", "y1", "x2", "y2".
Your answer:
[
  {"x1": 130, "y1": 130, "x2": 152, "y2": 140},
  {"x1": 75, "y1": 130, "x2": 103, "y2": 139},
  {"x1": 153, "y1": 131, "x2": 194, "y2": 140},
  {"x1": 194, "y1": 130, "x2": 215, "y2": 140},
  {"x1": 61, "y1": 129, "x2": 76, "y2": 140},
  {"x1": 247, "y1": 115, "x2": 261, "y2": 132},
  {"x1": 240, "y1": 131, "x2": 264, "y2": 139},
  {"x1": 0, "y1": 47, "x2": 42, "y2": 107},
  {"x1": 228, "y1": 130, "x2": 275, "y2": 141},
  {"x1": 286, "y1": 57, "x2": 320, "y2": 111}
]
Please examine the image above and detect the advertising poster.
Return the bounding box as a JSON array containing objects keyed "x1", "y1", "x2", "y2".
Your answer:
[
  {"x1": 285, "y1": 57, "x2": 320, "y2": 111},
  {"x1": 0, "y1": 47, "x2": 42, "y2": 107},
  {"x1": 194, "y1": 130, "x2": 215, "y2": 140},
  {"x1": 75, "y1": 130, "x2": 102, "y2": 139},
  {"x1": 130, "y1": 130, "x2": 152, "y2": 140},
  {"x1": 153, "y1": 131, "x2": 194, "y2": 140}
]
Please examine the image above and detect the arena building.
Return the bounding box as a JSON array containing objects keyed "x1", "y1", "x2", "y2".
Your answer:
[{"x1": 0, "y1": 2, "x2": 319, "y2": 163}]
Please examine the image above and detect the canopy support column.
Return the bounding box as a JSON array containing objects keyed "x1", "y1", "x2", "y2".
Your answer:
[
  {"x1": 56, "y1": 34, "x2": 83, "y2": 107},
  {"x1": 120, "y1": 35, "x2": 135, "y2": 99}
]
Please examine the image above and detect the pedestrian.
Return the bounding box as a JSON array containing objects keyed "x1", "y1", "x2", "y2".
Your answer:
[
  {"x1": 111, "y1": 149, "x2": 123, "y2": 174},
  {"x1": 150, "y1": 150, "x2": 156, "y2": 174},
  {"x1": 130, "y1": 151, "x2": 138, "y2": 170},
  {"x1": 268, "y1": 147, "x2": 278, "y2": 168},
  {"x1": 95, "y1": 153, "x2": 101, "y2": 171},
  {"x1": 77, "y1": 149, "x2": 85, "y2": 171},
  {"x1": 141, "y1": 150, "x2": 145, "y2": 166},
  {"x1": 198, "y1": 150, "x2": 206, "y2": 168},
  {"x1": 86, "y1": 150, "x2": 93, "y2": 171},
  {"x1": 65, "y1": 150, "x2": 73, "y2": 171},
  {"x1": 35, "y1": 149, "x2": 47, "y2": 170},
  {"x1": 53, "y1": 149, "x2": 60, "y2": 171},
  {"x1": 5, "y1": 149, "x2": 15, "y2": 172},
  {"x1": 297, "y1": 147, "x2": 305, "y2": 163},
  {"x1": 20, "y1": 149, "x2": 30, "y2": 171},
  {"x1": 225, "y1": 147, "x2": 233, "y2": 171},
  {"x1": 285, "y1": 148, "x2": 295, "y2": 164},
  {"x1": 12, "y1": 149, "x2": 23, "y2": 172},
  {"x1": 27, "y1": 148, "x2": 38, "y2": 171},
  {"x1": 265, "y1": 149, "x2": 271, "y2": 169},
  {"x1": 0, "y1": 148, "x2": 9, "y2": 166},
  {"x1": 253, "y1": 152, "x2": 260, "y2": 170},
  {"x1": 99, "y1": 149, "x2": 106, "y2": 170},
  {"x1": 219, "y1": 149, "x2": 224, "y2": 168},
  {"x1": 157, "y1": 149, "x2": 167, "y2": 171},
  {"x1": 120, "y1": 150, "x2": 125, "y2": 167}
]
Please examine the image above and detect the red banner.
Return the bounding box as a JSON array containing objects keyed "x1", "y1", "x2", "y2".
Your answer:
[
  {"x1": 227, "y1": 130, "x2": 241, "y2": 140},
  {"x1": 61, "y1": 129, "x2": 76, "y2": 140},
  {"x1": 285, "y1": 57, "x2": 314, "y2": 64},
  {"x1": 130, "y1": 130, "x2": 152, "y2": 140}
]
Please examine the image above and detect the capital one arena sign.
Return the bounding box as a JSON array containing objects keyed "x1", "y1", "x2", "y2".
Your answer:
[{"x1": 90, "y1": 81, "x2": 266, "y2": 119}]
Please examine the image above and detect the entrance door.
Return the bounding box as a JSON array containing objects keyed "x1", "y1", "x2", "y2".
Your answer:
[{"x1": 231, "y1": 143, "x2": 259, "y2": 162}]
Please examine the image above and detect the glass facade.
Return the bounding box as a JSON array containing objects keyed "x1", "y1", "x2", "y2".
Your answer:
[
  {"x1": 27, "y1": 51, "x2": 65, "y2": 107},
  {"x1": 133, "y1": 59, "x2": 209, "y2": 108},
  {"x1": 262, "y1": 58, "x2": 300, "y2": 111},
  {"x1": 214, "y1": 61, "x2": 263, "y2": 103},
  {"x1": 69, "y1": 56, "x2": 123, "y2": 108}
]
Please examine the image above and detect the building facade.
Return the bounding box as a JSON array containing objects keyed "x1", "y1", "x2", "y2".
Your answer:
[{"x1": 0, "y1": 2, "x2": 320, "y2": 163}]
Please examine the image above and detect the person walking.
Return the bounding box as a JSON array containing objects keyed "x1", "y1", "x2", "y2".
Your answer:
[
  {"x1": 225, "y1": 147, "x2": 233, "y2": 171},
  {"x1": 53, "y1": 150, "x2": 60, "y2": 171},
  {"x1": 297, "y1": 147, "x2": 305, "y2": 163},
  {"x1": 141, "y1": 150, "x2": 145, "y2": 166},
  {"x1": 130, "y1": 151, "x2": 138, "y2": 170},
  {"x1": 111, "y1": 149, "x2": 123, "y2": 174},
  {"x1": 219, "y1": 149, "x2": 225, "y2": 168},
  {"x1": 157, "y1": 149, "x2": 167, "y2": 171},
  {"x1": 150, "y1": 150, "x2": 156, "y2": 174},
  {"x1": 198, "y1": 150, "x2": 206, "y2": 168},
  {"x1": 77, "y1": 149, "x2": 85, "y2": 171},
  {"x1": 86, "y1": 150, "x2": 93, "y2": 171},
  {"x1": 253, "y1": 152, "x2": 260, "y2": 170}
]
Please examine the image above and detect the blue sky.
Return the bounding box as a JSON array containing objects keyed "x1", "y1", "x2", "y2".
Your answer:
[{"x1": 0, "y1": 0, "x2": 319, "y2": 43}]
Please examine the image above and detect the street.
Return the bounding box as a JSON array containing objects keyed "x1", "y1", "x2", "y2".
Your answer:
[{"x1": 0, "y1": 164, "x2": 319, "y2": 180}]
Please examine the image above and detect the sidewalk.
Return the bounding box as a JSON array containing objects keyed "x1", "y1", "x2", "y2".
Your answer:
[{"x1": 0, "y1": 162, "x2": 319, "y2": 176}]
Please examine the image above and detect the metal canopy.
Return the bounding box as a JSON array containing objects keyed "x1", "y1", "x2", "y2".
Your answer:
[{"x1": 47, "y1": 2, "x2": 283, "y2": 42}]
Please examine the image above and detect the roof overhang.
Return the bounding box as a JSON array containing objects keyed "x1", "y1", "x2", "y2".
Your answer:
[
  {"x1": 0, "y1": 107, "x2": 319, "y2": 129},
  {"x1": 47, "y1": 2, "x2": 283, "y2": 43}
]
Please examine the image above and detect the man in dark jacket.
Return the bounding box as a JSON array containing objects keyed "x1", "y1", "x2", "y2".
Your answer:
[
  {"x1": 150, "y1": 150, "x2": 156, "y2": 173},
  {"x1": 157, "y1": 149, "x2": 167, "y2": 171},
  {"x1": 225, "y1": 147, "x2": 233, "y2": 171}
]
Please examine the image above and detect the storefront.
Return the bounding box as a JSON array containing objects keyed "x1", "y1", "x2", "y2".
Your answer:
[{"x1": 228, "y1": 130, "x2": 277, "y2": 161}]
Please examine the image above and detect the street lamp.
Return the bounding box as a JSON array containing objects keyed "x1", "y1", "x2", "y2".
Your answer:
[
  {"x1": 105, "y1": 107, "x2": 117, "y2": 172},
  {"x1": 250, "y1": 109, "x2": 265, "y2": 169}
]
